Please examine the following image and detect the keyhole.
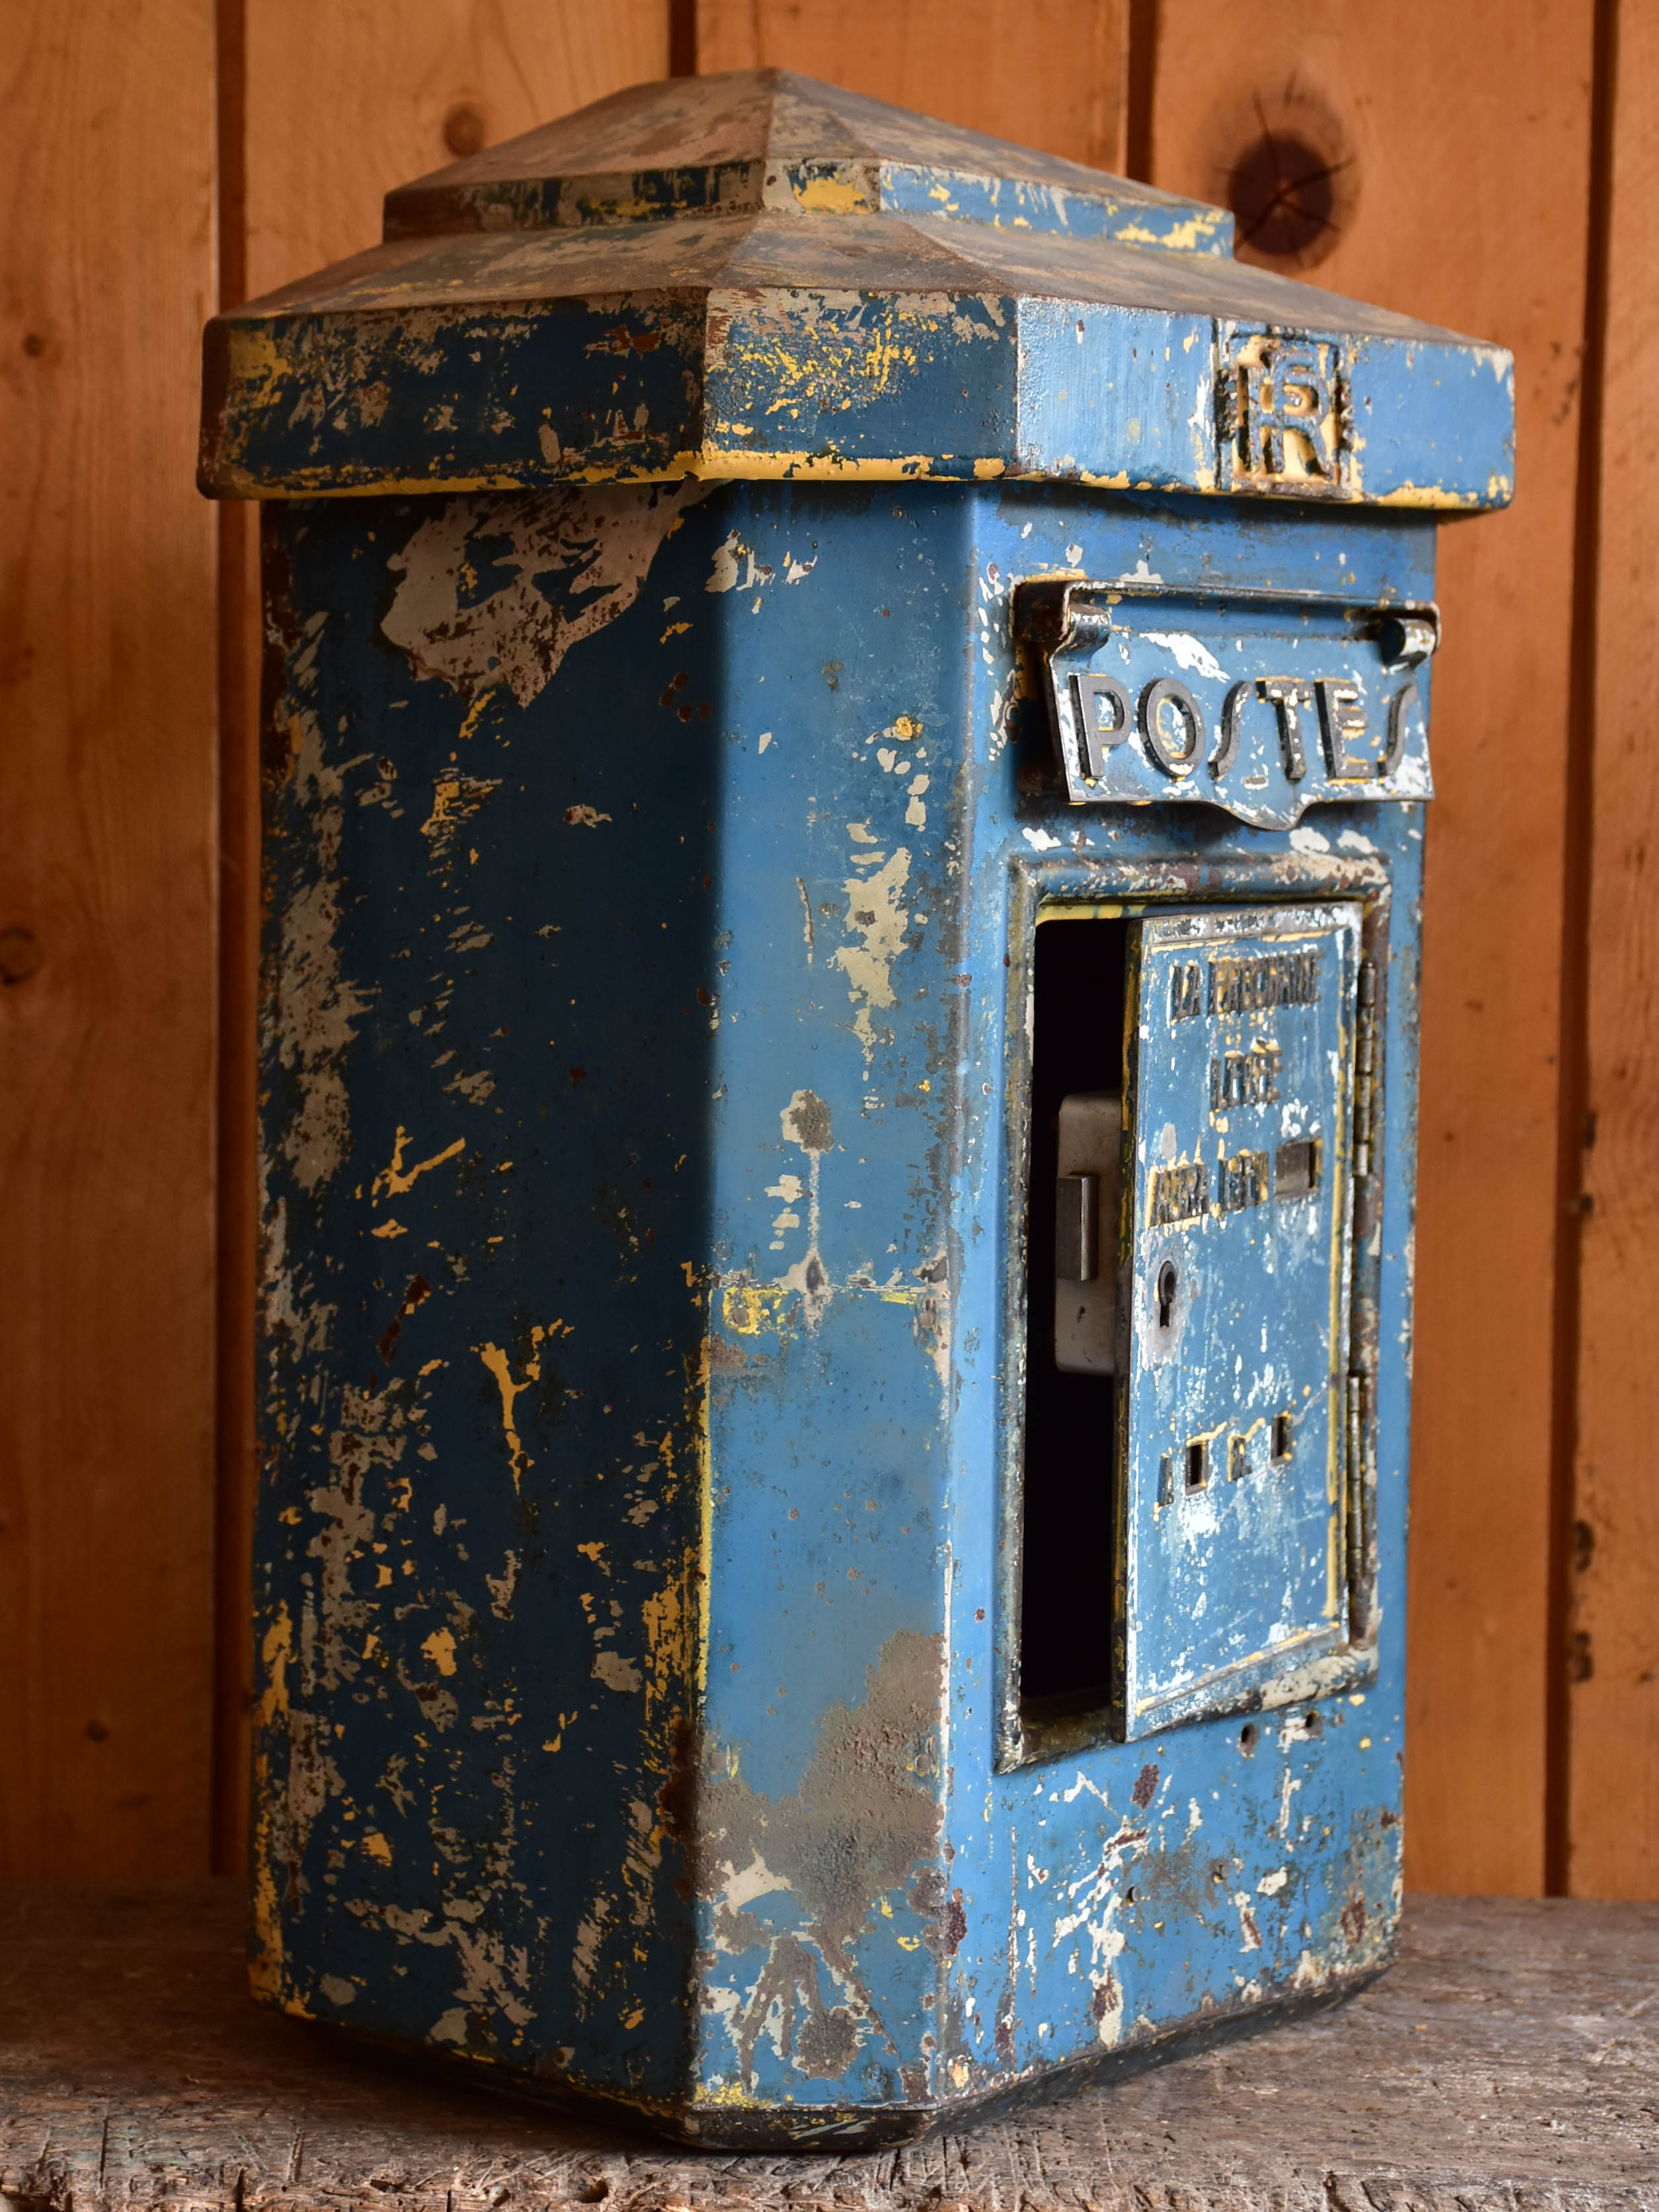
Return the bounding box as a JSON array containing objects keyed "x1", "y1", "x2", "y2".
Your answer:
[{"x1": 1157, "y1": 1260, "x2": 1177, "y2": 1329}]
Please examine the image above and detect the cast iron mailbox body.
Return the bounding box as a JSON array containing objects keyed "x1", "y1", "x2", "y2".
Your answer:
[{"x1": 200, "y1": 71, "x2": 1514, "y2": 2147}]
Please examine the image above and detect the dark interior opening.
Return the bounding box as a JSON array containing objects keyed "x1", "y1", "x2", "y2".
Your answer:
[{"x1": 1018, "y1": 914, "x2": 1127, "y2": 1714}]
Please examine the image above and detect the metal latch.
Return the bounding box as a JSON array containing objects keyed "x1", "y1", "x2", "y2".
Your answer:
[{"x1": 1054, "y1": 1091, "x2": 1121, "y2": 1376}]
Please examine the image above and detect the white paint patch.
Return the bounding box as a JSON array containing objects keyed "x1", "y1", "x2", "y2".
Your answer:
[
  {"x1": 831, "y1": 846, "x2": 912, "y2": 1062},
  {"x1": 1257, "y1": 1865, "x2": 1290, "y2": 1896},
  {"x1": 1290, "y1": 825, "x2": 1332, "y2": 855},
  {"x1": 272, "y1": 711, "x2": 374, "y2": 1192},
  {"x1": 1142, "y1": 630, "x2": 1227, "y2": 682},
  {"x1": 723, "y1": 1852, "x2": 792, "y2": 1909},
  {"x1": 384, "y1": 482, "x2": 710, "y2": 708},
  {"x1": 1022, "y1": 825, "x2": 1062, "y2": 851}
]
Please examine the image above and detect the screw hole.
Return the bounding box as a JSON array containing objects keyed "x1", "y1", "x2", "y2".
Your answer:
[
  {"x1": 1272, "y1": 1411, "x2": 1294, "y2": 1463},
  {"x1": 1185, "y1": 1439, "x2": 1207, "y2": 1492},
  {"x1": 1239, "y1": 1722, "x2": 1259, "y2": 1755},
  {"x1": 1156, "y1": 1259, "x2": 1178, "y2": 1328}
]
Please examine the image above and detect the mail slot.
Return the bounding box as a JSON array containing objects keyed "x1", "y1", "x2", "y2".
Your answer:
[{"x1": 200, "y1": 68, "x2": 1514, "y2": 2148}]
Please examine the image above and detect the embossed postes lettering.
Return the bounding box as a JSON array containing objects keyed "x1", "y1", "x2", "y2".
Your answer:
[
  {"x1": 1217, "y1": 331, "x2": 1350, "y2": 495},
  {"x1": 1022, "y1": 575, "x2": 1437, "y2": 829},
  {"x1": 1071, "y1": 667, "x2": 1422, "y2": 792}
]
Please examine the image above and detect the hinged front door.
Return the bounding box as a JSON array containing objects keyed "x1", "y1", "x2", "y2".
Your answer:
[{"x1": 1121, "y1": 903, "x2": 1361, "y2": 1736}]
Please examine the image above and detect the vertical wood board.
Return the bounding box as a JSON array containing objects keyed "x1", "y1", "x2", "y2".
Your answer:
[
  {"x1": 242, "y1": 0, "x2": 671, "y2": 299},
  {"x1": 0, "y1": 0, "x2": 221, "y2": 1876},
  {"x1": 1148, "y1": 0, "x2": 1592, "y2": 1894},
  {"x1": 1570, "y1": 0, "x2": 1659, "y2": 1899},
  {"x1": 696, "y1": 0, "x2": 1129, "y2": 170}
]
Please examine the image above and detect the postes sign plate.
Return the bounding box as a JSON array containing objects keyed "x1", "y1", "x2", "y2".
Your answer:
[{"x1": 1029, "y1": 585, "x2": 1434, "y2": 830}]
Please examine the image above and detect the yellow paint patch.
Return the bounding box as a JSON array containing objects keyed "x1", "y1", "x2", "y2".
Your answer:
[
  {"x1": 793, "y1": 174, "x2": 872, "y2": 215},
  {"x1": 721, "y1": 1282, "x2": 795, "y2": 1336},
  {"x1": 371, "y1": 1220, "x2": 406, "y2": 1239},
  {"x1": 476, "y1": 1321, "x2": 569, "y2": 1491},
  {"x1": 373, "y1": 1126, "x2": 466, "y2": 1202},
  {"x1": 258, "y1": 1607, "x2": 294, "y2": 1724},
  {"x1": 363, "y1": 1830, "x2": 393, "y2": 1864},
  {"x1": 457, "y1": 687, "x2": 498, "y2": 743},
  {"x1": 422, "y1": 1627, "x2": 458, "y2": 1677}
]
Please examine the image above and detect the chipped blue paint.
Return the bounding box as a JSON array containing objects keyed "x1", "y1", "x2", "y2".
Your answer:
[{"x1": 213, "y1": 67, "x2": 1504, "y2": 2153}]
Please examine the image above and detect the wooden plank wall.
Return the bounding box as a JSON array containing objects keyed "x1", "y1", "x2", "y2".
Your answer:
[
  {"x1": 0, "y1": 0, "x2": 220, "y2": 1878},
  {"x1": 3, "y1": 0, "x2": 1650, "y2": 1898},
  {"x1": 1574, "y1": 0, "x2": 1659, "y2": 1899}
]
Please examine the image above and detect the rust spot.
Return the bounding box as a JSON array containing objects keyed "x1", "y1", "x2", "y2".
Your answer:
[
  {"x1": 1131, "y1": 1761, "x2": 1160, "y2": 1809},
  {"x1": 569, "y1": 1066, "x2": 587, "y2": 1086},
  {"x1": 939, "y1": 1890, "x2": 967, "y2": 1956},
  {"x1": 1091, "y1": 1973, "x2": 1118, "y2": 2024},
  {"x1": 783, "y1": 1089, "x2": 832, "y2": 1154},
  {"x1": 377, "y1": 1272, "x2": 432, "y2": 1364},
  {"x1": 698, "y1": 1629, "x2": 943, "y2": 2086},
  {"x1": 601, "y1": 324, "x2": 661, "y2": 355},
  {"x1": 1339, "y1": 1890, "x2": 1368, "y2": 1947}
]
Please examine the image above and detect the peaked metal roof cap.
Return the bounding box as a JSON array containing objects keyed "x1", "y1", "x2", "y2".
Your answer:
[{"x1": 200, "y1": 68, "x2": 1514, "y2": 508}]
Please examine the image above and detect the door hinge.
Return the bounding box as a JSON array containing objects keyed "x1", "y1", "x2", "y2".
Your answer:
[
  {"x1": 1345, "y1": 1371, "x2": 1370, "y2": 1639},
  {"x1": 1352, "y1": 957, "x2": 1378, "y2": 1179}
]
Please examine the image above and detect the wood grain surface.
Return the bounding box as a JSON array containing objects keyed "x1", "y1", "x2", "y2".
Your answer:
[
  {"x1": 695, "y1": 0, "x2": 1129, "y2": 170},
  {"x1": 1148, "y1": 0, "x2": 1597, "y2": 1899},
  {"x1": 1572, "y1": 0, "x2": 1659, "y2": 1899},
  {"x1": 1, "y1": 1884, "x2": 1654, "y2": 2209},
  {"x1": 241, "y1": 0, "x2": 669, "y2": 301},
  {"x1": 0, "y1": 0, "x2": 220, "y2": 1878}
]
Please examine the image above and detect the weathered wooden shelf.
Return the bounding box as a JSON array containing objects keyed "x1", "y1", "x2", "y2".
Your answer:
[{"x1": 1, "y1": 1885, "x2": 1654, "y2": 2211}]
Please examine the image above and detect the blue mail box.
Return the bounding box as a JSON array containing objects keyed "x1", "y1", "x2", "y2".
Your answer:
[{"x1": 200, "y1": 67, "x2": 1513, "y2": 2148}]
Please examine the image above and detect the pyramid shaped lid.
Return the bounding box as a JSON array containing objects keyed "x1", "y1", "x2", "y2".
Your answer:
[
  {"x1": 382, "y1": 69, "x2": 1230, "y2": 254},
  {"x1": 200, "y1": 70, "x2": 1513, "y2": 509}
]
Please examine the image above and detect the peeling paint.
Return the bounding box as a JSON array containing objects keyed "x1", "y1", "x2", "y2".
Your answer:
[{"x1": 385, "y1": 482, "x2": 712, "y2": 708}]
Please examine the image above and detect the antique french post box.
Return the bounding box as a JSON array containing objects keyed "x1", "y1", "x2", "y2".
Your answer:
[{"x1": 200, "y1": 70, "x2": 1514, "y2": 2146}]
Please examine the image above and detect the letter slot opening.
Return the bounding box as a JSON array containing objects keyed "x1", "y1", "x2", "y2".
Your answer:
[{"x1": 1019, "y1": 914, "x2": 1127, "y2": 1718}]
